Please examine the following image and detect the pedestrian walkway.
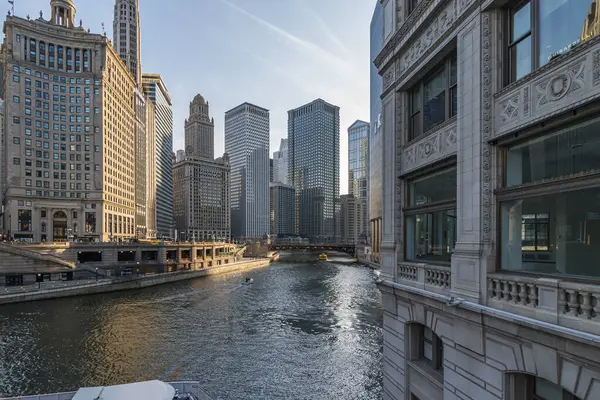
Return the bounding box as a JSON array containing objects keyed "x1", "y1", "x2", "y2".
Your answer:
[{"x1": 1, "y1": 278, "x2": 112, "y2": 295}]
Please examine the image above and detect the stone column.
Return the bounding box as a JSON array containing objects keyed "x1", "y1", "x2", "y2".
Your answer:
[
  {"x1": 451, "y1": 10, "x2": 501, "y2": 303},
  {"x1": 380, "y1": 89, "x2": 398, "y2": 280}
]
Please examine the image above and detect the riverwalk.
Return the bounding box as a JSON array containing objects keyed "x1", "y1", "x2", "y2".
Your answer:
[{"x1": 0, "y1": 258, "x2": 271, "y2": 305}]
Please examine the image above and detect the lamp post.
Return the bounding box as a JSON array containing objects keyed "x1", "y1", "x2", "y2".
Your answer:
[{"x1": 95, "y1": 267, "x2": 98, "y2": 281}]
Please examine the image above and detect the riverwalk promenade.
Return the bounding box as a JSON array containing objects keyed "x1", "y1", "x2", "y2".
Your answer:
[{"x1": 0, "y1": 258, "x2": 271, "y2": 305}]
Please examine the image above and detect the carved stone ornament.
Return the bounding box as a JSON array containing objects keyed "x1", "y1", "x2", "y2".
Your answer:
[
  {"x1": 535, "y1": 61, "x2": 585, "y2": 108},
  {"x1": 403, "y1": 121, "x2": 458, "y2": 173},
  {"x1": 481, "y1": 11, "x2": 493, "y2": 243}
]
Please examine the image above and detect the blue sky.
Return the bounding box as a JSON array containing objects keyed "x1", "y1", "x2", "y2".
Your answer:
[{"x1": 23, "y1": 0, "x2": 374, "y2": 194}]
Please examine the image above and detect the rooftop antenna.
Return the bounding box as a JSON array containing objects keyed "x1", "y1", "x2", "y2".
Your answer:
[{"x1": 101, "y1": 22, "x2": 105, "y2": 36}]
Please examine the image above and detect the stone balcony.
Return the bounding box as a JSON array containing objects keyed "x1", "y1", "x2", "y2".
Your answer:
[
  {"x1": 487, "y1": 273, "x2": 600, "y2": 336},
  {"x1": 397, "y1": 262, "x2": 451, "y2": 296}
]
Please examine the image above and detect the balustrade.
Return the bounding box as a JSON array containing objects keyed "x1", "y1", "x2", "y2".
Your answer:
[
  {"x1": 396, "y1": 262, "x2": 451, "y2": 293},
  {"x1": 487, "y1": 273, "x2": 600, "y2": 333}
]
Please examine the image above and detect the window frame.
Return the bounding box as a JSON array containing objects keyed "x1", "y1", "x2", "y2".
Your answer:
[
  {"x1": 496, "y1": 115, "x2": 600, "y2": 277},
  {"x1": 408, "y1": 55, "x2": 457, "y2": 142},
  {"x1": 404, "y1": 166, "x2": 458, "y2": 265}
]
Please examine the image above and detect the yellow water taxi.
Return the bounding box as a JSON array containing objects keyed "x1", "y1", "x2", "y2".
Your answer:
[{"x1": 319, "y1": 253, "x2": 328, "y2": 261}]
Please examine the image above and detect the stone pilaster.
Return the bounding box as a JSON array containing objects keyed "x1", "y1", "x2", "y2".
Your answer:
[{"x1": 451, "y1": 10, "x2": 501, "y2": 302}]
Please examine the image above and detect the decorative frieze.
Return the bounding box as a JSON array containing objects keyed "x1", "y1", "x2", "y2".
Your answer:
[
  {"x1": 402, "y1": 120, "x2": 457, "y2": 174},
  {"x1": 494, "y1": 37, "x2": 600, "y2": 140}
]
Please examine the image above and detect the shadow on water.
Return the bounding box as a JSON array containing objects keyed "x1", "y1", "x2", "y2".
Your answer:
[{"x1": 0, "y1": 258, "x2": 383, "y2": 400}]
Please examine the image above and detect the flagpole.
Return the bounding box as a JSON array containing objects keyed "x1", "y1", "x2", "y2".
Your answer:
[{"x1": 8, "y1": 0, "x2": 14, "y2": 16}]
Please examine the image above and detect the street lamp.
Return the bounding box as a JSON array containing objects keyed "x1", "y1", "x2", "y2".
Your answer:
[{"x1": 95, "y1": 267, "x2": 98, "y2": 281}]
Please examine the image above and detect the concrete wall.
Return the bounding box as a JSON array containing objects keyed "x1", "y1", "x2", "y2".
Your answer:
[{"x1": 0, "y1": 259, "x2": 270, "y2": 305}]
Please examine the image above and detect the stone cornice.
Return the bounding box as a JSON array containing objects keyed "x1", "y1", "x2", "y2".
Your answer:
[{"x1": 374, "y1": 0, "x2": 437, "y2": 69}]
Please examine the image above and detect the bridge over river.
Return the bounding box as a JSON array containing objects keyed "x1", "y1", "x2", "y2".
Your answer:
[{"x1": 0, "y1": 255, "x2": 383, "y2": 399}]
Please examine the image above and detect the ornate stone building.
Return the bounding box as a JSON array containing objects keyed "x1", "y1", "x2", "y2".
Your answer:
[
  {"x1": 375, "y1": 0, "x2": 600, "y2": 399},
  {"x1": 2, "y1": 0, "x2": 137, "y2": 242}
]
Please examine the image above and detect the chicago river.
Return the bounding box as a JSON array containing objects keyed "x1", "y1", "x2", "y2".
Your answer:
[{"x1": 0, "y1": 254, "x2": 383, "y2": 399}]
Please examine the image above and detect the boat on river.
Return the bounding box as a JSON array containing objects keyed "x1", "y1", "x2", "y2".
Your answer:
[
  {"x1": 318, "y1": 253, "x2": 328, "y2": 261},
  {"x1": 244, "y1": 277, "x2": 254, "y2": 284},
  {"x1": 4, "y1": 380, "x2": 210, "y2": 400}
]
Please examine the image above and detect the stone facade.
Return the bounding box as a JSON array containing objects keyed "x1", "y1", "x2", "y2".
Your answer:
[
  {"x1": 375, "y1": 0, "x2": 600, "y2": 399},
  {"x1": 2, "y1": 2, "x2": 138, "y2": 243}
]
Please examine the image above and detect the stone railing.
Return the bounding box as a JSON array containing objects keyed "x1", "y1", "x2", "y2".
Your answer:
[
  {"x1": 397, "y1": 262, "x2": 451, "y2": 295},
  {"x1": 487, "y1": 273, "x2": 600, "y2": 335}
]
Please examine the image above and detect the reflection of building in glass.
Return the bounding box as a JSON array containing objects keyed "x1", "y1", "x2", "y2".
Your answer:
[
  {"x1": 582, "y1": 0, "x2": 600, "y2": 41},
  {"x1": 288, "y1": 99, "x2": 340, "y2": 243},
  {"x1": 225, "y1": 103, "x2": 270, "y2": 240}
]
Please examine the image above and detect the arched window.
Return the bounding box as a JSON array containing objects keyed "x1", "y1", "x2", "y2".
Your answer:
[
  {"x1": 507, "y1": 374, "x2": 582, "y2": 400},
  {"x1": 53, "y1": 211, "x2": 67, "y2": 219},
  {"x1": 406, "y1": 323, "x2": 444, "y2": 372}
]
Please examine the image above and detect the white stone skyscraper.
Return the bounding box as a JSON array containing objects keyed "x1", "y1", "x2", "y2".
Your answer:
[
  {"x1": 113, "y1": 0, "x2": 141, "y2": 85},
  {"x1": 225, "y1": 103, "x2": 270, "y2": 240}
]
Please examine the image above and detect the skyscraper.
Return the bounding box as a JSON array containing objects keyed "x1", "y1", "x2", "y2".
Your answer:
[
  {"x1": 173, "y1": 94, "x2": 231, "y2": 242},
  {"x1": 369, "y1": 2, "x2": 383, "y2": 262},
  {"x1": 348, "y1": 120, "x2": 369, "y2": 200},
  {"x1": 288, "y1": 99, "x2": 340, "y2": 243},
  {"x1": 142, "y1": 74, "x2": 173, "y2": 239},
  {"x1": 272, "y1": 138, "x2": 288, "y2": 184},
  {"x1": 113, "y1": 0, "x2": 142, "y2": 86},
  {"x1": 270, "y1": 182, "x2": 295, "y2": 237},
  {"x1": 2, "y1": 0, "x2": 137, "y2": 242},
  {"x1": 184, "y1": 94, "x2": 214, "y2": 159},
  {"x1": 225, "y1": 103, "x2": 270, "y2": 240},
  {"x1": 348, "y1": 120, "x2": 369, "y2": 239},
  {"x1": 339, "y1": 194, "x2": 366, "y2": 245}
]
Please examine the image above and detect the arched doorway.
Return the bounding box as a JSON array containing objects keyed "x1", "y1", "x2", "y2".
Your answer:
[{"x1": 53, "y1": 211, "x2": 67, "y2": 241}]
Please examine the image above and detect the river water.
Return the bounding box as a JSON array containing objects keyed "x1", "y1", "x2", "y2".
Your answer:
[{"x1": 0, "y1": 254, "x2": 383, "y2": 399}]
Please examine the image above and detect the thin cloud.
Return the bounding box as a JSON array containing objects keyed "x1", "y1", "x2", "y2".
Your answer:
[
  {"x1": 297, "y1": 0, "x2": 349, "y2": 55},
  {"x1": 217, "y1": 0, "x2": 355, "y2": 76}
]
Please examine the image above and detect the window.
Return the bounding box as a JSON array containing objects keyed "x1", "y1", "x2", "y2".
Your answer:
[
  {"x1": 18, "y1": 210, "x2": 32, "y2": 232},
  {"x1": 499, "y1": 117, "x2": 600, "y2": 277},
  {"x1": 409, "y1": 55, "x2": 457, "y2": 140},
  {"x1": 508, "y1": 374, "x2": 582, "y2": 400},
  {"x1": 13, "y1": 157, "x2": 20, "y2": 165},
  {"x1": 405, "y1": 168, "x2": 457, "y2": 263},
  {"x1": 507, "y1": 0, "x2": 597, "y2": 83},
  {"x1": 407, "y1": 324, "x2": 444, "y2": 374}
]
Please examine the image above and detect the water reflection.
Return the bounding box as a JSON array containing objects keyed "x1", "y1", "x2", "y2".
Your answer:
[{"x1": 0, "y1": 260, "x2": 383, "y2": 399}]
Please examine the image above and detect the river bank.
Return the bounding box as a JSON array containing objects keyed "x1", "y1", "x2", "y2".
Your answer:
[{"x1": 0, "y1": 258, "x2": 271, "y2": 305}]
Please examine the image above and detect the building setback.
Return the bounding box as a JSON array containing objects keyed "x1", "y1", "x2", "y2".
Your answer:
[
  {"x1": 375, "y1": 0, "x2": 600, "y2": 399},
  {"x1": 142, "y1": 74, "x2": 173, "y2": 239},
  {"x1": 173, "y1": 155, "x2": 231, "y2": 242},
  {"x1": 269, "y1": 182, "x2": 295, "y2": 237},
  {"x1": 184, "y1": 94, "x2": 214, "y2": 160},
  {"x1": 339, "y1": 194, "x2": 366, "y2": 245},
  {"x1": 113, "y1": 0, "x2": 141, "y2": 86},
  {"x1": 2, "y1": 0, "x2": 138, "y2": 242},
  {"x1": 288, "y1": 98, "x2": 340, "y2": 243},
  {"x1": 224, "y1": 103, "x2": 270, "y2": 240}
]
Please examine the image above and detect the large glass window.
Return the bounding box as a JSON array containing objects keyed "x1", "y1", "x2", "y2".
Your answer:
[
  {"x1": 508, "y1": 0, "x2": 597, "y2": 83},
  {"x1": 500, "y1": 119, "x2": 600, "y2": 277},
  {"x1": 405, "y1": 167, "x2": 457, "y2": 263},
  {"x1": 409, "y1": 55, "x2": 457, "y2": 140},
  {"x1": 501, "y1": 187, "x2": 600, "y2": 277},
  {"x1": 505, "y1": 117, "x2": 600, "y2": 187},
  {"x1": 18, "y1": 210, "x2": 32, "y2": 232}
]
